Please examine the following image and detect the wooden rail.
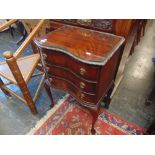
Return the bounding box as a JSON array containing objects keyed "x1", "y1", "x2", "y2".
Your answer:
[
  {"x1": 0, "y1": 19, "x2": 17, "y2": 31},
  {"x1": 14, "y1": 19, "x2": 45, "y2": 58}
]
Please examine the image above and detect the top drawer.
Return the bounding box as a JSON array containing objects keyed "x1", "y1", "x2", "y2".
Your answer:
[{"x1": 42, "y1": 49, "x2": 100, "y2": 82}]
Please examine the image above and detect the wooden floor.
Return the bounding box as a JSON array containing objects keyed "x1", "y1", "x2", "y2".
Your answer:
[{"x1": 0, "y1": 20, "x2": 155, "y2": 134}]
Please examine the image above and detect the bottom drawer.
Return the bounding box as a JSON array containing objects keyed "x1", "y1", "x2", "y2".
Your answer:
[{"x1": 48, "y1": 75, "x2": 97, "y2": 106}]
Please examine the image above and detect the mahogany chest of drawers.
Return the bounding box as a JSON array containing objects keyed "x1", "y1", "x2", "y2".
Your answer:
[{"x1": 35, "y1": 25, "x2": 124, "y2": 133}]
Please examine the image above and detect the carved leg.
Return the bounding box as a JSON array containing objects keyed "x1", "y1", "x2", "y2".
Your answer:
[
  {"x1": 0, "y1": 77, "x2": 12, "y2": 97},
  {"x1": 89, "y1": 107, "x2": 100, "y2": 135},
  {"x1": 44, "y1": 79, "x2": 55, "y2": 107}
]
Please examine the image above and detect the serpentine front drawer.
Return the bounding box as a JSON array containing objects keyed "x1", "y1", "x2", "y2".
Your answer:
[{"x1": 42, "y1": 49, "x2": 100, "y2": 82}]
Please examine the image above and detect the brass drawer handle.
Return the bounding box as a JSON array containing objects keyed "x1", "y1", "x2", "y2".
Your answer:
[
  {"x1": 80, "y1": 82, "x2": 85, "y2": 89},
  {"x1": 80, "y1": 68, "x2": 86, "y2": 75},
  {"x1": 80, "y1": 93, "x2": 85, "y2": 99},
  {"x1": 42, "y1": 53, "x2": 47, "y2": 60}
]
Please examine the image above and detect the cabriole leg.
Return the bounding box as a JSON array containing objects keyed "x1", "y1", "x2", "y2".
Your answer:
[{"x1": 89, "y1": 107, "x2": 100, "y2": 135}]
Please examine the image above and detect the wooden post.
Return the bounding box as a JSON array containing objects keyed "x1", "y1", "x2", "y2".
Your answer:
[
  {"x1": 14, "y1": 19, "x2": 45, "y2": 59},
  {"x1": 0, "y1": 19, "x2": 17, "y2": 31},
  {"x1": 3, "y1": 51, "x2": 37, "y2": 114}
]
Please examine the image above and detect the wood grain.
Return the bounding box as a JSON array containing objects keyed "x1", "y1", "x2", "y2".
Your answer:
[
  {"x1": 36, "y1": 25, "x2": 124, "y2": 64},
  {"x1": 0, "y1": 19, "x2": 17, "y2": 31}
]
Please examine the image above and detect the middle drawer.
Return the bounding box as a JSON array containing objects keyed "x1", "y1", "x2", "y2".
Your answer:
[{"x1": 46, "y1": 63, "x2": 97, "y2": 94}]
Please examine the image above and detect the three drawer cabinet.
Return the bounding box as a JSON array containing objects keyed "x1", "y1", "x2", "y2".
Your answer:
[{"x1": 35, "y1": 25, "x2": 125, "y2": 134}]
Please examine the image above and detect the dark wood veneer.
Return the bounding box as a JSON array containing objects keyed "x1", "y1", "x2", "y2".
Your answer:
[
  {"x1": 42, "y1": 49, "x2": 100, "y2": 81},
  {"x1": 48, "y1": 75, "x2": 96, "y2": 105},
  {"x1": 36, "y1": 26, "x2": 123, "y2": 63},
  {"x1": 46, "y1": 64, "x2": 97, "y2": 94}
]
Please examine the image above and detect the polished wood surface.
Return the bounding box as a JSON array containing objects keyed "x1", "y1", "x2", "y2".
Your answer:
[
  {"x1": 50, "y1": 19, "x2": 144, "y2": 40},
  {"x1": 36, "y1": 25, "x2": 124, "y2": 64},
  {"x1": 41, "y1": 20, "x2": 147, "y2": 101},
  {"x1": 42, "y1": 50, "x2": 100, "y2": 81},
  {"x1": 49, "y1": 20, "x2": 147, "y2": 57},
  {"x1": 48, "y1": 75, "x2": 96, "y2": 106},
  {"x1": 50, "y1": 19, "x2": 135, "y2": 40},
  {"x1": 50, "y1": 19, "x2": 114, "y2": 33},
  {"x1": 47, "y1": 65, "x2": 97, "y2": 94}
]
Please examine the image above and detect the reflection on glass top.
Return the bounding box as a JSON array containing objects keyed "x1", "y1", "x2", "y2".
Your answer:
[{"x1": 35, "y1": 25, "x2": 124, "y2": 63}]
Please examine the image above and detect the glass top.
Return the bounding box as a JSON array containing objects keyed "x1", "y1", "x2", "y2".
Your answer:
[{"x1": 35, "y1": 25, "x2": 125, "y2": 65}]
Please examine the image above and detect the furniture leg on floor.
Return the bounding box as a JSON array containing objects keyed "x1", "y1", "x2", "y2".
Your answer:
[{"x1": 89, "y1": 107, "x2": 100, "y2": 135}]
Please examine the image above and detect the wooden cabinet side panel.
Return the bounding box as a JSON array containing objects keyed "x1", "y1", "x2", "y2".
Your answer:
[
  {"x1": 96, "y1": 47, "x2": 122, "y2": 101},
  {"x1": 114, "y1": 19, "x2": 134, "y2": 40}
]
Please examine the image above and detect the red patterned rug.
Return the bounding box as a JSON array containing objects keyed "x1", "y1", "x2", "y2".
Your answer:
[{"x1": 28, "y1": 95, "x2": 145, "y2": 135}]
